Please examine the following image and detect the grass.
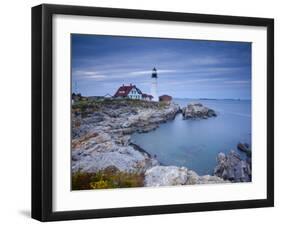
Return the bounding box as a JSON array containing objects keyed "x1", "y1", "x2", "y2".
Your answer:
[
  {"x1": 72, "y1": 98, "x2": 169, "y2": 116},
  {"x1": 72, "y1": 100, "x2": 101, "y2": 114},
  {"x1": 72, "y1": 168, "x2": 145, "y2": 190}
]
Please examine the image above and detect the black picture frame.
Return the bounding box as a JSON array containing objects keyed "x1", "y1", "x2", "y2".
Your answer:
[{"x1": 32, "y1": 4, "x2": 274, "y2": 222}]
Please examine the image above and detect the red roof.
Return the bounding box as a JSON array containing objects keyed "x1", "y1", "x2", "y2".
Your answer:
[{"x1": 114, "y1": 84, "x2": 142, "y2": 97}]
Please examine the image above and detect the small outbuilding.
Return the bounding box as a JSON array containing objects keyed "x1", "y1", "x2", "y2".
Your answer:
[
  {"x1": 142, "y1": 93, "x2": 153, "y2": 101},
  {"x1": 159, "y1": 95, "x2": 172, "y2": 103}
]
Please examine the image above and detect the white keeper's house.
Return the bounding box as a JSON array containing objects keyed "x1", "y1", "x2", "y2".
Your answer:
[{"x1": 114, "y1": 84, "x2": 153, "y2": 100}]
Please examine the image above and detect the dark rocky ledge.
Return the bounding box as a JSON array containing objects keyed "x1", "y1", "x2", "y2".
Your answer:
[{"x1": 214, "y1": 149, "x2": 251, "y2": 182}]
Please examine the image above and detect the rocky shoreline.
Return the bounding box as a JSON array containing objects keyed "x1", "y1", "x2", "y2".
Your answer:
[
  {"x1": 72, "y1": 99, "x2": 248, "y2": 188},
  {"x1": 72, "y1": 99, "x2": 180, "y2": 175}
]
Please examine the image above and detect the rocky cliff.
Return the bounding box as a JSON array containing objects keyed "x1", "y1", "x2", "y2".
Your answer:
[
  {"x1": 72, "y1": 99, "x2": 180, "y2": 174},
  {"x1": 72, "y1": 99, "x2": 228, "y2": 188}
]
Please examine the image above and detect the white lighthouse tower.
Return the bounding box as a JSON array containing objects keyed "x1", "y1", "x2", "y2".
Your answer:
[{"x1": 151, "y1": 67, "x2": 158, "y2": 101}]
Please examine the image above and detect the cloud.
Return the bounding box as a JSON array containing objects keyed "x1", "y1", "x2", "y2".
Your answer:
[
  {"x1": 224, "y1": 80, "x2": 250, "y2": 84},
  {"x1": 72, "y1": 70, "x2": 107, "y2": 81},
  {"x1": 130, "y1": 69, "x2": 177, "y2": 75},
  {"x1": 189, "y1": 56, "x2": 221, "y2": 66},
  {"x1": 71, "y1": 35, "x2": 251, "y2": 98},
  {"x1": 73, "y1": 68, "x2": 177, "y2": 81},
  {"x1": 161, "y1": 77, "x2": 226, "y2": 86},
  {"x1": 72, "y1": 70, "x2": 97, "y2": 77},
  {"x1": 85, "y1": 75, "x2": 107, "y2": 79}
]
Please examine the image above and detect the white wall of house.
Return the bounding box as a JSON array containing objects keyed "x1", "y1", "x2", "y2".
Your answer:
[{"x1": 128, "y1": 88, "x2": 142, "y2": 99}]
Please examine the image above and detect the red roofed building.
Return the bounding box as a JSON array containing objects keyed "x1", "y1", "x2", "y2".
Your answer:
[
  {"x1": 114, "y1": 84, "x2": 153, "y2": 101},
  {"x1": 114, "y1": 84, "x2": 143, "y2": 100},
  {"x1": 159, "y1": 95, "x2": 172, "y2": 103}
]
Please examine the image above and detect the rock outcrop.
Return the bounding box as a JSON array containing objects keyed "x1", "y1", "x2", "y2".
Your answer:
[
  {"x1": 214, "y1": 150, "x2": 251, "y2": 182},
  {"x1": 144, "y1": 165, "x2": 226, "y2": 187},
  {"x1": 72, "y1": 134, "x2": 158, "y2": 173},
  {"x1": 72, "y1": 100, "x2": 179, "y2": 174},
  {"x1": 144, "y1": 166, "x2": 188, "y2": 186},
  {"x1": 182, "y1": 102, "x2": 216, "y2": 119},
  {"x1": 237, "y1": 142, "x2": 251, "y2": 157},
  {"x1": 186, "y1": 170, "x2": 226, "y2": 185}
]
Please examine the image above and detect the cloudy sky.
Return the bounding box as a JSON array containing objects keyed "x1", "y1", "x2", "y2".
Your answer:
[{"x1": 71, "y1": 34, "x2": 251, "y2": 99}]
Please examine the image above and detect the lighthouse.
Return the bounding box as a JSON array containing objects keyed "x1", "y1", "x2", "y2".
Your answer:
[{"x1": 151, "y1": 67, "x2": 158, "y2": 101}]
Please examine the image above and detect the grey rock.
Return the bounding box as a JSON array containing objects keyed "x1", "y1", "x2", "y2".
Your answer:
[
  {"x1": 71, "y1": 101, "x2": 179, "y2": 175},
  {"x1": 72, "y1": 142, "x2": 159, "y2": 173},
  {"x1": 145, "y1": 166, "x2": 227, "y2": 187},
  {"x1": 237, "y1": 142, "x2": 251, "y2": 157},
  {"x1": 144, "y1": 166, "x2": 188, "y2": 186},
  {"x1": 214, "y1": 150, "x2": 251, "y2": 182},
  {"x1": 182, "y1": 102, "x2": 217, "y2": 119}
]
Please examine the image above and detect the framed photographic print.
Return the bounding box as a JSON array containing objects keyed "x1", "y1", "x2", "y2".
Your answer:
[{"x1": 32, "y1": 4, "x2": 274, "y2": 221}]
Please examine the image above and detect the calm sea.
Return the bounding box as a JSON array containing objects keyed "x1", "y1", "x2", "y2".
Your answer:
[{"x1": 131, "y1": 99, "x2": 251, "y2": 175}]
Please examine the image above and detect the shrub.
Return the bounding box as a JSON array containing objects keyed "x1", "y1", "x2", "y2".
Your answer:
[
  {"x1": 72, "y1": 171, "x2": 94, "y2": 190},
  {"x1": 72, "y1": 169, "x2": 144, "y2": 190}
]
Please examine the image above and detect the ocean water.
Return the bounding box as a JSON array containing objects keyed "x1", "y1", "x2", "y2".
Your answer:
[{"x1": 131, "y1": 99, "x2": 251, "y2": 175}]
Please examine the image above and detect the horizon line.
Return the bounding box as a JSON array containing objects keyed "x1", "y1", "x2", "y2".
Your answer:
[{"x1": 81, "y1": 94, "x2": 251, "y2": 101}]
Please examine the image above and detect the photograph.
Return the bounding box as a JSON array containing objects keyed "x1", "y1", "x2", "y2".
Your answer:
[{"x1": 71, "y1": 34, "x2": 252, "y2": 190}]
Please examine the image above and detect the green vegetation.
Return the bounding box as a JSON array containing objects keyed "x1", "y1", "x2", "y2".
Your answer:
[
  {"x1": 72, "y1": 168, "x2": 145, "y2": 190},
  {"x1": 72, "y1": 100, "x2": 101, "y2": 115},
  {"x1": 72, "y1": 98, "x2": 169, "y2": 117}
]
